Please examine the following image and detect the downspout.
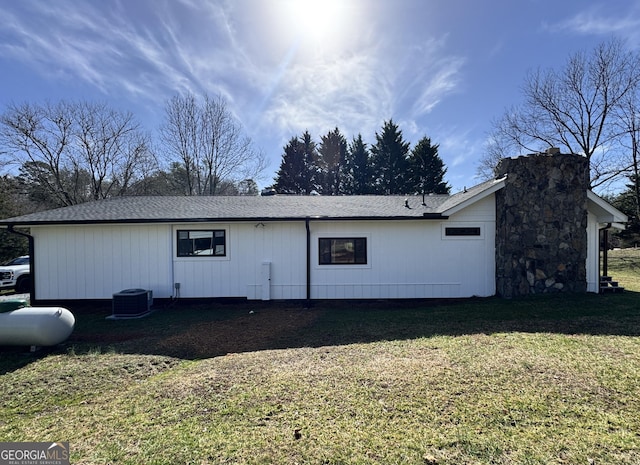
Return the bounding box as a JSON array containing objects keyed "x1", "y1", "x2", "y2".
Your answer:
[
  {"x1": 305, "y1": 217, "x2": 311, "y2": 307},
  {"x1": 7, "y1": 225, "x2": 35, "y2": 304}
]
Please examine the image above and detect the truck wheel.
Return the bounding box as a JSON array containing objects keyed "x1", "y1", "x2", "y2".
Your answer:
[{"x1": 15, "y1": 276, "x2": 31, "y2": 294}]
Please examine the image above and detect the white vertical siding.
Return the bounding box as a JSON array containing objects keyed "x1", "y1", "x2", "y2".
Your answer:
[
  {"x1": 309, "y1": 217, "x2": 495, "y2": 299},
  {"x1": 31, "y1": 224, "x2": 173, "y2": 300},
  {"x1": 307, "y1": 195, "x2": 497, "y2": 299},
  {"x1": 172, "y1": 222, "x2": 307, "y2": 299},
  {"x1": 29, "y1": 194, "x2": 497, "y2": 300},
  {"x1": 586, "y1": 212, "x2": 600, "y2": 293}
]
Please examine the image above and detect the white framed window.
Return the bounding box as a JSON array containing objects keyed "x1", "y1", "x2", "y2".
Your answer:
[
  {"x1": 441, "y1": 224, "x2": 484, "y2": 240},
  {"x1": 319, "y1": 237, "x2": 368, "y2": 265},
  {"x1": 177, "y1": 229, "x2": 226, "y2": 257}
]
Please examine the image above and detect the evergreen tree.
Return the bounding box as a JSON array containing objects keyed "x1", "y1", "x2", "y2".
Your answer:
[
  {"x1": 18, "y1": 161, "x2": 93, "y2": 209},
  {"x1": 317, "y1": 128, "x2": 347, "y2": 195},
  {"x1": 273, "y1": 136, "x2": 303, "y2": 194},
  {"x1": 343, "y1": 134, "x2": 371, "y2": 194},
  {"x1": 299, "y1": 130, "x2": 320, "y2": 193},
  {"x1": 610, "y1": 173, "x2": 640, "y2": 247},
  {"x1": 370, "y1": 120, "x2": 410, "y2": 194},
  {"x1": 0, "y1": 176, "x2": 29, "y2": 263},
  {"x1": 273, "y1": 131, "x2": 318, "y2": 194},
  {"x1": 407, "y1": 137, "x2": 451, "y2": 195}
]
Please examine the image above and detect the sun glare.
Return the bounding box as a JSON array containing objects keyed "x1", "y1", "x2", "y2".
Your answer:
[{"x1": 283, "y1": 0, "x2": 348, "y2": 45}]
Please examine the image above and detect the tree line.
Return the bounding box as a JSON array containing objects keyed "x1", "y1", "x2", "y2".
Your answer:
[
  {"x1": 3, "y1": 38, "x2": 640, "y2": 257},
  {"x1": 0, "y1": 96, "x2": 450, "y2": 260},
  {"x1": 0, "y1": 95, "x2": 265, "y2": 214},
  {"x1": 0, "y1": 94, "x2": 267, "y2": 260},
  {"x1": 271, "y1": 120, "x2": 450, "y2": 196}
]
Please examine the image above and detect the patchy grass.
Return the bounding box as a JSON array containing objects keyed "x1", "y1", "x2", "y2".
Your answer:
[
  {"x1": 1, "y1": 252, "x2": 640, "y2": 464},
  {"x1": 608, "y1": 248, "x2": 640, "y2": 291}
]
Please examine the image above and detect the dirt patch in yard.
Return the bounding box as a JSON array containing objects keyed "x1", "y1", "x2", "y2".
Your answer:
[
  {"x1": 68, "y1": 302, "x2": 324, "y2": 359},
  {"x1": 151, "y1": 306, "x2": 321, "y2": 358}
]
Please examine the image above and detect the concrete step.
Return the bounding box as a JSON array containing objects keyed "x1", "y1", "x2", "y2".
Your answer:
[
  {"x1": 600, "y1": 276, "x2": 624, "y2": 294},
  {"x1": 600, "y1": 286, "x2": 625, "y2": 294}
]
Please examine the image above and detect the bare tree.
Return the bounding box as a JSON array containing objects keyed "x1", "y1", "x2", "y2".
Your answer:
[
  {"x1": 480, "y1": 39, "x2": 640, "y2": 188},
  {"x1": 477, "y1": 126, "x2": 514, "y2": 181},
  {"x1": 614, "y1": 89, "x2": 640, "y2": 219},
  {"x1": 160, "y1": 93, "x2": 265, "y2": 196},
  {"x1": 159, "y1": 94, "x2": 199, "y2": 195},
  {"x1": 73, "y1": 102, "x2": 154, "y2": 200},
  {"x1": 0, "y1": 101, "x2": 155, "y2": 206},
  {"x1": 1, "y1": 102, "x2": 76, "y2": 205}
]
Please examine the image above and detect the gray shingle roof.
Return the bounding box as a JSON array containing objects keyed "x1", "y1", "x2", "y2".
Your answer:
[{"x1": 0, "y1": 178, "x2": 505, "y2": 226}]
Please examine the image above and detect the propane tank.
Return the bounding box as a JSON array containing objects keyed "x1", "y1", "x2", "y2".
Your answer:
[{"x1": 0, "y1": 307, "x2": 75, "y2": 346}]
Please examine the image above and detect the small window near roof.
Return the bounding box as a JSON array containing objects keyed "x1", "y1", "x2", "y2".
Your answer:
[
  {"x1": 319, "y1": 238, "x2": 367, "y2": 265},
  {"x1": 177, "y1": 230, "x2": 226, "y2": 257},
  {"x1": 445, "y1": 227, "x2": 481, "y2": 236}
]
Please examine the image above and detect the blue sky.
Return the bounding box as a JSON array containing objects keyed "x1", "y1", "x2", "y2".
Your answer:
[{"x1": 1, "y1": 0, "x2": 640, "y2": 193}]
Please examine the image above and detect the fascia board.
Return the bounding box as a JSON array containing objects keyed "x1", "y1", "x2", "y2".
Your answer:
[
  {"x1": 587, "y1": 190, "x2": 628, "y2": 224},
  {"x1": 440, "y1": 177, "x2": 506, "y2": 217}
]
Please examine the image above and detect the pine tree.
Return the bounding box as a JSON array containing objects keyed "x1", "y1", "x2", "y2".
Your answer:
[
  {"x1": 273, "y1": 131, "x2": 318, "y2": 194},
  {"x1": 343, "y1": 134, "x2": 371, "y2": 194},
  {"x1": 407, "y1": 137, "x2": 451, "y2": 195},
  {"x1": 370, "y1": 120, "x2": 410, "y2": 194},
  {"x1": 0, "y1": 176, "x2": 29, "y2": 263},
  {"x1": 611, "y1": 173, "x2": 640, "y2": 247},
  {"x1": 317, "y1": 128, "x2": 347, "y2": 195},
  {"x1": 299, "y1": 131, "x2": 320, "y2": 194}
]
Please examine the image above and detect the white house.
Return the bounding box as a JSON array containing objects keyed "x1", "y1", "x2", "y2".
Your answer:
[{"x1": 0, "y1": 152, "x2": 628, "y2": 303}]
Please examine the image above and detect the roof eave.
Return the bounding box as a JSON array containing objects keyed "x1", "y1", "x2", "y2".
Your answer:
[
  {"x1": 440, "y1": 177, "x2": 506, "y2": 216},
  {"x1": 0, "y1": 214, "x2": 449, "y2": 227},
  {"x1": 587, "y1": 190, "x2": 628, "y2": 224}
]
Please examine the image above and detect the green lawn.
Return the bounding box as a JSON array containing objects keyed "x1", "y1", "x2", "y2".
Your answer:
[
  {"x1": 1, "y1": 251, "x2": 639, "y2": 464},
  {"x1": 608, "y1": 248, "x2": 640, "y2": 291}
]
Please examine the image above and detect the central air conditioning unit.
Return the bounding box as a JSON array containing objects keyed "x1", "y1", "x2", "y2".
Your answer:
[{"x1": 111, "y1": 288, "x2": 153, "y2": 318}]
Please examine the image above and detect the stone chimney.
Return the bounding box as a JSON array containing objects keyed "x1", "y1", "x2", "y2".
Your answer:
[{"x1": 494, "y1": 152, "x2": 589, "y2": 298}]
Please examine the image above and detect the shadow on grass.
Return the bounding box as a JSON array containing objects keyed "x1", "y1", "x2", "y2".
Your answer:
[{"x1": 1, "y1": 291, "x2": 639, "y2": 372}]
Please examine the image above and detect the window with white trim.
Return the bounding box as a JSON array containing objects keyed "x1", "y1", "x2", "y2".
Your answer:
[
  {"x1": 319, "y1": 238, "x2": 367, "y2": 265},
  {"x1": 445, "y1": 227, "x2": 481, "y2": 236},
  {"x1": 177, "y1": 230, "x2": 226, "y2": 257}
]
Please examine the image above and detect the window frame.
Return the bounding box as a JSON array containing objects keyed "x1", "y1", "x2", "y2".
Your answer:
[
  {"x1": 318, "y1": 237, "x2": 368, "y2": 266},
  {"x1": 176, "y1": 229, "x2": 227, "y2": 257},
  {"x1": 441, "y1": 224, "x2": 484, "y2": 240},
  {"x1": 445, "y1": 227, "x2": 481, "y2": 237}
]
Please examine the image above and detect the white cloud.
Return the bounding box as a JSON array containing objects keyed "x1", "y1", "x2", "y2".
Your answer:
[
  {"x1": 255, "y1": 31, "x2": 465, "y2": 151},
  {"x1": 411, "y1": 57, "x2": 466, "y2": 116},
  {"x1": 388, "y1": 37, "x2": 466, "y2": 119},
  {"x1": 260, "y1": 47, "x2": 393, "y2": 140},
  {"x1": 551, "y1": 3, "x2": 640, "y2": 47},
  {"x1": 0, "y1": 0, "x2": 467, "y2": 157},
  {"x1": 0, "y1": 0, "x2": 248, "y2": 102}
]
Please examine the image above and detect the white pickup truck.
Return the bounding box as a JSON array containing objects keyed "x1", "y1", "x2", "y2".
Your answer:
[{"x1": 0, "y1": 256, "x2": 31, "y2": 293}]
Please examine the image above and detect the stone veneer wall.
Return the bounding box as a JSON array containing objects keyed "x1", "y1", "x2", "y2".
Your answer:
[{"x1": 495, "y1": 153, "x2": 589, "y2": 298}]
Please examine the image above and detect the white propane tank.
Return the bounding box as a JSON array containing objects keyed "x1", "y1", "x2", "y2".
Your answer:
[{"x1": 0, "y1": 307, "x2": 75, "y2": 346}]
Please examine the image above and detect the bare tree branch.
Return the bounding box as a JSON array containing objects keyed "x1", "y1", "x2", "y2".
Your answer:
[
  {"x1": 480, "y1": 39, "x2": 640, "y2": 188},
  {"x1": 0, "y1": 100, "x2": 156, "y2": 207},
  {"x1": 160, "y1": 93, "x2": 265, "y2": 196}
]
